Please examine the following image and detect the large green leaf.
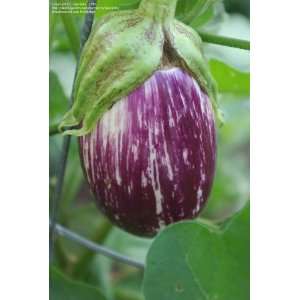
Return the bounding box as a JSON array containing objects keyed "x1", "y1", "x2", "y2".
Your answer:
[
  {"x1": 50, "y1": 266, "x2": 106, "y2": 300},
  {"x1": 209, "y1": 59, "x2": 250, "y2": 95},
  {"x1": 143, "y1": 203, "x2": 250, "y2": 300}
]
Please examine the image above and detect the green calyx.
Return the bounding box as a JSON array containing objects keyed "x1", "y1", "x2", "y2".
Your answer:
[{"x1": 59, "y1": 0, "x2": 223, "y2": 136}]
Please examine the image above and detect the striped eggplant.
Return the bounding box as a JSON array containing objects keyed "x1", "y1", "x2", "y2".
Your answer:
[
  {"x1": 60, "y1": 0, "x2": 221, "y2": 236},
  {"x1": 79, "y1": 68, "x2": 216, "y2": 236}
]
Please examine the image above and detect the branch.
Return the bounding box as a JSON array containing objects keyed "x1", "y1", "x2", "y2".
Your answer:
[
  {"x1": 199, "y1": 31, "x2": 250, "y2": 50},
  {"x1": 50, "y1": 0, "x2": 97, "y2": 261},
  {"x1": 53, "y1": 223, "x2": 145, "y2": 271}
]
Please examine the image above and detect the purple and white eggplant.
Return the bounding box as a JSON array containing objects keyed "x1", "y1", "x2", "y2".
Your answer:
[
  {"x1": 60, "y1": 0, "x2": 220, "y2": 236},
  {"x1": 79, "y1": 68, "x2": 216, "y2": 236}
]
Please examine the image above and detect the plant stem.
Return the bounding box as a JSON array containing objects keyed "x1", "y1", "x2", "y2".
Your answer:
[
  {"x1": 198, "y1": 31, "x2": 250, "y2": 50},
  {"x1": 79, "y1": 0, "x2": 97, "y2": 47},
  {"x1": 53, "y1": 223, "x2": 145, "y2": 271},
  {"x1": 50, "y1": 0, "x2": 97, "y2": 261}
]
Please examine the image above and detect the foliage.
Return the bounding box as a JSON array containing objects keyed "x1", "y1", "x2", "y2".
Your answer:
[
  {"x1": 143, "y1": 203, "x2": 249, "y2": 300},
  {"x1": 49, "y1": 0, "x2": 249, "y2": 299}
]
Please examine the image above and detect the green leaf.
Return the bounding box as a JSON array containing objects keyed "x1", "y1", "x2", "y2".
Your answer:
[
  {"x1": 50, "y1": 266, "x2": 107, "y2": 300},
  {"x1": 209, "y1": 59, "x2": 250, "y2": 95},
  {"x1": 142, "y1": 203, "x2": 250, "y2": 300}
]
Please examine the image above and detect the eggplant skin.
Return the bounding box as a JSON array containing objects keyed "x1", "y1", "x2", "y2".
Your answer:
[{"x1": 79, "y1": 67, "x2": 216, "y2": 237}]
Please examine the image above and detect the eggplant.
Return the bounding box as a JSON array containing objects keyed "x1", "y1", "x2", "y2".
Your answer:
[{"x1": 79, "y1": 68, "x2": 216, "y2": 236}]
